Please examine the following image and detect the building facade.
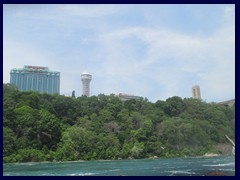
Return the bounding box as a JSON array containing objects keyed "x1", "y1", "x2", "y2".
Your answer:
[
  {"x1": 117, "y1": 93, "x2": 142, "y2": 101},
  {"x1": 81, "y1": 71, "x2": 92, "y2": 97},
  {"x1": 192, "y1": 85, "x2": 201, "y2": 99},
  {"x1": 218, "y1": 99, "x2": 235, "y2": 107},
  {"x1": 10, "y1": 65, "x2": 60, "y2": 94}
]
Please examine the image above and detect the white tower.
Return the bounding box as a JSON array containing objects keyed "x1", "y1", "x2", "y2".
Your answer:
[
  {"x1": 192, "y1": 85, "x2": 201, "y2": 99},
  {"x1": 81, "y1": 71, "x2": 92, "y2": 97}
]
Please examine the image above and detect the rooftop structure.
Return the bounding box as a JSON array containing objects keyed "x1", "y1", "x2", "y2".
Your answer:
[
  {"x1": 117, "y1": 93, "x2": 142, "y2": 101},
  {"x1": 218, "y1": 99, "x2": 235, "y2": 107}
]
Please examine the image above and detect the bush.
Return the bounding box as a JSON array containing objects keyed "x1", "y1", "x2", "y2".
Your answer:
[{"x1": 15, "y1": 148, "x2": 45, "y2": 162}]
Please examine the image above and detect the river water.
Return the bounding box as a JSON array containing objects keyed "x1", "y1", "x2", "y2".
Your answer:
[{"x1": 3, "y1": 155, "x2": 235, "y2": 176}]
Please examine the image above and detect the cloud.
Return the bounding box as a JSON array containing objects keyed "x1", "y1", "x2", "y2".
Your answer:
[
  {"x1": 3, "y1": 4, "x2": 234, "y2": 102},
  {"x1": 223, "y1": 5, "x2": 234, "y2": 19},
  {"x1": 92, "y1": 16, "x2": 234, "y2": 101},
  {"x1": 3, "y1": 39, "x2": 51, "y2": 82},
  {"x1": 3, "y1": 38, "x2": 76, "y2": 96},
  {"x1": 58, "y1": 4, "x2": 122, "y2": 18}
]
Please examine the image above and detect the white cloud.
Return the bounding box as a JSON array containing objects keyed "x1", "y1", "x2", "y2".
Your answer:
[
  {"x1": 93, "y1": 18, "x2": 234, "y2": 102},
  {"x1": 223, "y1": 5, "x2": 234, "y2": 19},
  {"x1": 3, "y1": 39, "x2": 51, "y2": 83},
  {"x1": 3, "y1": 4, "x2": 234, "y2": 102},
  {"x1": 57, "y1": 4, "x2": 123, "y2": 18},
  {"x1": 3, "y1": 38, "x2": 76, "y2": 96}
]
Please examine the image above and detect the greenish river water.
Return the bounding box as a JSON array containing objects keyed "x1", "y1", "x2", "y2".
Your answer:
[{"x1": 3, "y1": 155, "x2": 235, "y2": 176}]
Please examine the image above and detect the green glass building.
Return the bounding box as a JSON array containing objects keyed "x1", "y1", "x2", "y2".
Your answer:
[{"x1": 10, "y1": 65, "x2": 60, "y2": 94}]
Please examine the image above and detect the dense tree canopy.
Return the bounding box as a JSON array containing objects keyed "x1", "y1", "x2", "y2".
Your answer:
[{"x1": 3, "y1": 83, "x2": 235, "y2": 163}]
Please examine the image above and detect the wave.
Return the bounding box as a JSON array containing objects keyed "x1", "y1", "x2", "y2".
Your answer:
[
  {"x1": 218, "y1": 168, "x2": 235, "y2": 172},
  {"x1": 167, "y1": 170, "x2": 196, "y2": 175},
  {"x1": 109, "y1": 169, "x2": 121, "y2": 172},
  {"x1": 11, "y1": 163, "x2": 36, "y2": 166},
  {"x1": 68, "y1": 172, "x2": 97, "y2": 176},
  {"x1": 203, "y1": 162, "x2": 235, "y2": 167}
]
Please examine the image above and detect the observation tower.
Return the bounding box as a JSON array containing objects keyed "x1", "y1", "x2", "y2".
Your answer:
[{"x1": 81, "y1": 71, "x2": 92, "y2": 97}]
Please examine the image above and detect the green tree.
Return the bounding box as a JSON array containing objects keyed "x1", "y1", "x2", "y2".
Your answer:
[
  {"x1": 164, "y1": 96, "x2": 186, "y2": 117},
  {"x1": 59, "y1": 126, "x2": 98, "y2": 160},
  {"x1": 14, "y1": 105, "x2": 38, "y2": 139},
  {"x1": 131, "y1": 142, "x2": 145, "y2": 158},
  {"x1": 3, "y1": 127, "x2": 17, "y2": 156},
  {"x1": 3, "y1": 85, "x2": 235, "y2": 162},
  {"x1": 36, "y1": 109, "x2": 62, "y2": 149}
]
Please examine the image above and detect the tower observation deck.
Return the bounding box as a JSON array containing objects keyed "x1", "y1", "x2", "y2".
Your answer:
[{"x1": 81, "y1": 71, "x2": 92, "y2": 97}]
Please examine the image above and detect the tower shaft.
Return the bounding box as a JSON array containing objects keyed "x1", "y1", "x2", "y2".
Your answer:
[
  {"x1": 192, "y1": 85, "x2": 201, "y2": 99},
  {"x1": 81, "y1": 72, "x2": 92, "y2": 97}
]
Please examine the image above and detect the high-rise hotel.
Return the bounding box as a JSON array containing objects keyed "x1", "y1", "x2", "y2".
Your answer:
[{"x1": 10, "y1": 65, "x2": 60, "y2": 94}]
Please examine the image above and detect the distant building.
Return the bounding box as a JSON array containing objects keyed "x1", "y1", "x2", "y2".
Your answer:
[
  {"x1": 192, "y1": 85, "x2": 201, "y2": 99},
  {"x1": 218, "y1": 99, "x2": 235, "y2": 107},
  {"x1": 81, "y1": 71, "x2": 92, "y2": 97},
  {"x1": 117, "y1": 93, "x2": 142, "y2": 101},
  {"x1": 10, "y1": 65, "x2": 60, "y2": 94}
]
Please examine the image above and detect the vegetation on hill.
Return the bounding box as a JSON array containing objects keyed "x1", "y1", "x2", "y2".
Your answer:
[{"x1": 3, "y1": 83, "x2": 235, "y2": 163}]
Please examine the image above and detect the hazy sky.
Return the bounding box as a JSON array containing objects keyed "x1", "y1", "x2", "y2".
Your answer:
[{"x1": 3, "y1": 4, "x2": 235, "y2": 102}]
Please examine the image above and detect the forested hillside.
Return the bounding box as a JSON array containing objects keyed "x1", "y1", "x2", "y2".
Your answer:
[{"x1": 3, "y1": 83, "x2": 235, "y2": 163}]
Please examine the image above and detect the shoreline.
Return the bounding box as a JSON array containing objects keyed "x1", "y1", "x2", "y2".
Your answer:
[
  {"x1": 203, "y1": 153, "x2": 221, "y2": 157},
  {"x1": 4, "y1": 154, "x2": 227, "y2": 164}
]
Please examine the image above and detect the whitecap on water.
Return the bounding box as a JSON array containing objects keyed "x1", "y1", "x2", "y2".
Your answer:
[
  {"x1": 69, "y1": 172, "x2": 96, "y2": 176},
  {"x1": 218, "y1": 168, "x2": 235, "y2": 172},
  {"x1": 167, "y1": 170, "x2": 196, "y2": 175},
  {"x1": 203, "y1": 162, "x2": 235, "y2": 167},
  {"x1": 109, "y1": 169, "x2": 121, "y2": 172}
]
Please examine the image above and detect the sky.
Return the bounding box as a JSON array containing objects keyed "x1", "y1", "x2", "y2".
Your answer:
[{"x1": 3, "y1": 4, "x2": 235, "y2": 102}]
